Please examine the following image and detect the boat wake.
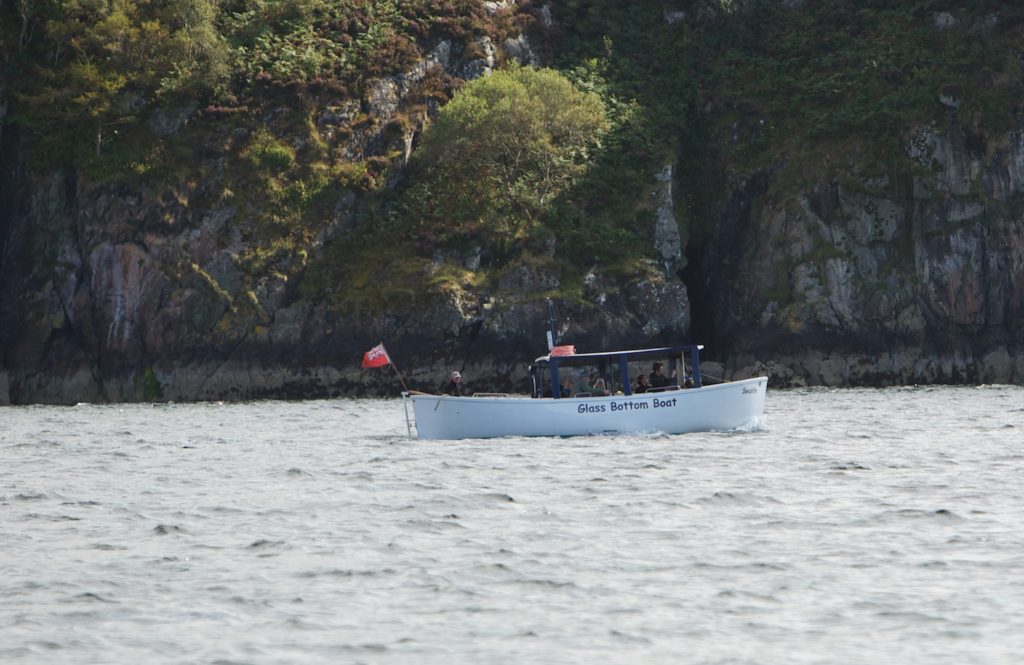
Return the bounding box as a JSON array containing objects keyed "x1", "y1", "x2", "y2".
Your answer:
[{"x1": 730, "y1": 416, "x2": 768, "y2": 433}]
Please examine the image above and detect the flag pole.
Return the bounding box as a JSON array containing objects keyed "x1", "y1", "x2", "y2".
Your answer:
[
  {"x1": 390, "y1": 361, "x2": 410, "y2": 393},
  {"x1": 381, "y1": 345, "x2": 410, "y2": 392}
]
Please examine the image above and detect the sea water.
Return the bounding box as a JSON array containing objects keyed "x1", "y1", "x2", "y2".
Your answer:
[{"x1": 1, "y1": 387, "x2": 1023, "y2": 664}]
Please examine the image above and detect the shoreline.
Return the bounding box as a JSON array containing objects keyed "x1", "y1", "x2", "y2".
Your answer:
[{"x1": 3, "y1": 348, "x2": 1022, "y2": 405}]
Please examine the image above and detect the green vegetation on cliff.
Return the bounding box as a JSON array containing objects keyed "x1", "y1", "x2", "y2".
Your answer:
[
  {"x1": 306, "y1": 65, "x2": 614, "y2": 312},
  {"x1": 552, "y1": 1, "x2": 1023, "y2": 223},
  {"x1": 222, "y1": 0, "x2": 524, "y2": 85},
  {"x1": 696, "y1": 1, "x2": 1024, "y2": 175},
  {"x1": 5, "y1": 0, "x2": 228, "y2": 163},
  {"x1": 2, "y1": 0, "x2": 524, "y2": 166},
  {"x1": 3, "y1": 0, "x2": 1023, "y2": 318},
  {"x1": 404, "y1": 65, "x2": 608, "y2": 253}
]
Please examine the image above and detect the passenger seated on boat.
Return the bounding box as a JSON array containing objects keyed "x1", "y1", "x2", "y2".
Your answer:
[
  {"x1": 649, "y1": 363, "x2": 671, "y2": 389},
  {"x1": 592, "y1": 378, "x2": 611, "y2": 396},
  {"x1": 443, "y1": 371, "x2": 463, "y2": 396},
  {"x1": 634, "y1": 374, "x2": 650, "y2": 394},
  {"x1": 576, "y1": 371, "x2": 594, "y2": 395},
  {"x1": 558, "y1": 378, "x2": 575, "y2": 398}
]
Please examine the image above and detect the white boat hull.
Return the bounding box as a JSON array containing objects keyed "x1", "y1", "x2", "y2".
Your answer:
[{"x1": 410, "y1": 377, "x2": 767, "y2": 440}]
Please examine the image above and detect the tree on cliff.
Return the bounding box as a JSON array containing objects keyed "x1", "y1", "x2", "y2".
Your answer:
[
  {"x1": 402, "y1": 65, "x2": 608, "y2": 259},
  {"x1": 7, "y1": 0, "x2": 228, "y2": 162}
]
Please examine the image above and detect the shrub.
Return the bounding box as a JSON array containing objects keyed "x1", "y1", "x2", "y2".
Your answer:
[
  {"x1": 401, "y1": 65, "x2": 609, "y2": 257},
  {"x1": 243, "y1": 129, "x2": 295, "y2": 170}
]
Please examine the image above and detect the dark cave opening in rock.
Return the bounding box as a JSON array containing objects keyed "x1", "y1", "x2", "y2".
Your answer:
[{"x1": 680, "y1": 238, "x2": 715, "y2": 353}]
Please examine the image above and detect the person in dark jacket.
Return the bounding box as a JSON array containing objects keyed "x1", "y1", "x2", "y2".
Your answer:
[
  {"x1": 649, "y1": 363, "x2": 670, "y2": 389},
  {"x1": 443, "y1": 371, "x2": 463, "y2": 396},
  {"x1": 634, "y1": 374, "x2": 650, "y2": 394}
]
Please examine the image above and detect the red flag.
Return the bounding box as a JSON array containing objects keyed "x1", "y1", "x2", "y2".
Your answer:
[
  {"x1": 550, "y1": 345, "x2": 576, "y2": 357},
  {"x1": 361, "y1": 343, "x2": 391, "y2": 369}
]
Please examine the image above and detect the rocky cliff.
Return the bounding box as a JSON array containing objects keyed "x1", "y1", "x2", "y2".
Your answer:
[
  {"x1": 0, "y1": 2, "x2": 688, "y2": 404},
  {"x1": 0, "y1": 157, "x2": 688, "y2": 403},
  {"x1": 1, "y1": 1, "x2": 1023, "y2": 404},
  {"x1": 697, "y1": 114, "x2": 1024, "y2": 385}
]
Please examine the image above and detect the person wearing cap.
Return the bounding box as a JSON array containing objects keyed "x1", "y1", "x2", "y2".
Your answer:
[{"x1": 443, "y1": 371, "x2": 463, "y2": 396}]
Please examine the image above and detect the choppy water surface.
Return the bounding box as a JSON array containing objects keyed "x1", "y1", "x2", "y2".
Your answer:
[{"x1": 2, "y1": 387, "x2": 1024, "y2": 664}]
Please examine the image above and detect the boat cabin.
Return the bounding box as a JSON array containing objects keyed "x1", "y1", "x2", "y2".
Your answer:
[{"x1": 528, "y1": 345, "x2": 704, "y2": 398}]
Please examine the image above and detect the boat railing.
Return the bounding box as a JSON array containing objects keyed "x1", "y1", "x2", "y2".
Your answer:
[
  {"x1": 646, "y1": 385, "x2": 681, "y2": 393},
  {"x1": 401, "y1": 391, "x2": 414, "y2": 439},
  {"x1": 472, "y1": 392, "x2": 512, "y2": 398}
]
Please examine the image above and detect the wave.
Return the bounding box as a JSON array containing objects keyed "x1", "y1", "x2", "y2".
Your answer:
[
  {"x1": 24, "y1": 513, "x2": 81, "y2": 522},
  {"x1": 695, "y1": 491, "x2": 780, "y2": 507},
  {"x1": 830, "y1": 462, "x2": 872, "y2": 471},
  {"x1": 867, "y1": 508, "x2": 965, "y2": 524},
  {"x1": 246, "y1": 539, "x2": 286, "y2": 549},
  {"x1": 730, "y1": 416, "x2": 769, "y2": 433},
  {"x1": 481, "y1": 492, "x2": 516, "y2": 503},
  {"x1": 12, "y1": 492, "x2": 49, "y2": 501}
]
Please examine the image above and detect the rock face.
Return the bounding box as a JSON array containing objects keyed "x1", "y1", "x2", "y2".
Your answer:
[
  {"x1": 0, "y1": 177, "x2": 690, "y2": 403},
  {"x1": 651, "y1": 164, "x2": 684, "y2": 277},
  {"x1": 0, "y1": 150, "x2": 693, "y2": 404},
  {"x1": 3, "y1": 6, "x2": 1024, "y2": 403},
  {"x1": 695, "y1": 115, "x2": 1024, "y2": 386},
  {"x1": 5, "y1": 107, "x2": 1024, "y2": 401},
  {"x1": 0, "y1": 20, "x2": 693, "y2": 404}
]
